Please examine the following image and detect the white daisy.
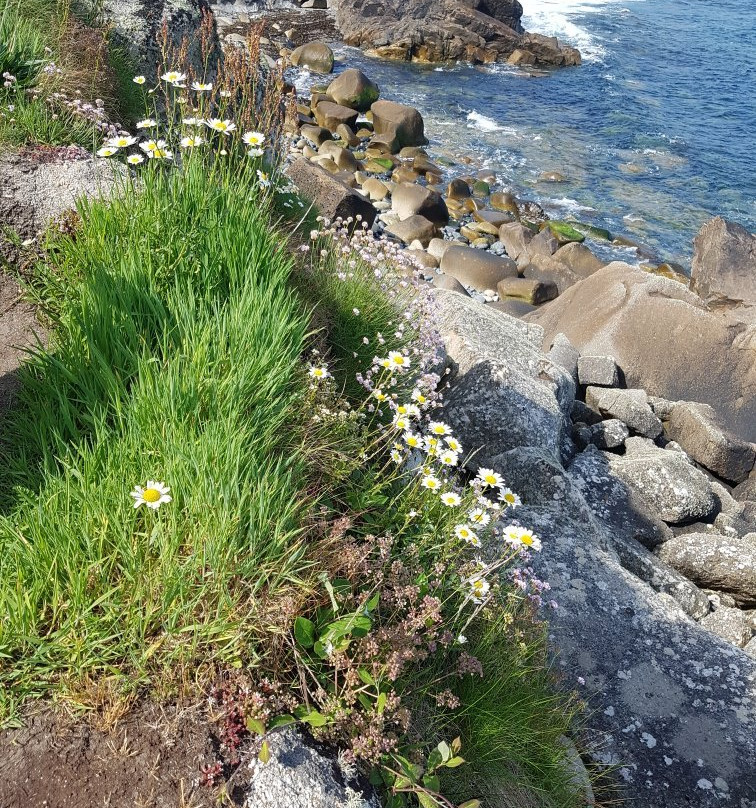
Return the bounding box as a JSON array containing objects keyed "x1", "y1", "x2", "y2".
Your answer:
[
  {"x1": 136, "y1": 118, "x2": 157, "y2": 129},
  {"x1": 107, "y1": 135, "x2": 136, "y2": 148},
  {"x1": 161, "y1": 70, "x2": 186, "y2": 85},
  {"x1": 428, "y1": 421, "x2": 451, "y2": 437},
  {"x1": 205, "y1": 118, "x2": 236, "y2": 135},
  {"x1": 440, "y1": 491, "x2": 462, "y2": 507},
  {"x1": 476, "y1": 467, "x2": 504, "y2": 489},
  {"x1": 130, "y1": 481, "x2": 172, "y2": 510},
  {"x1": 469, "y1": 575, "x2": 490, "y2": 603},
  {"x1": 468, "y1": 508, "x2": 491, "y2": 527},
  {"x1": 96, "y1": 146, "x2": 118, "y2": 157},
  {"x1": 498, "y1": 487, "x2": 522, "y2": 508},
  {"x1": 180, "y1": 135, "x2": 205, "y2": 148},
  {"x1": 133, "y1": 75, "x2": 146, "y2": 85},
  {"x1": 242, "y1": 131, "x2": 265, "y2": 147},
  {"x1": 247, "y1": 147, "x2": 264, "y2": 158},
  {"x1": 126, "y1": 154, "x2": 145, "y2": 165},
  {"x1": 309, "y1": 366, "x2": 329, "y2": 380},
  {"x1": 191, "y1": 81, "x2": 213, "y2": 91},
  {"x1": 439, "y1": 450, "x2": 459, "y2": 467},
  {"x1": 421, "y1": 474, "x2": 441, "y2": 491}
]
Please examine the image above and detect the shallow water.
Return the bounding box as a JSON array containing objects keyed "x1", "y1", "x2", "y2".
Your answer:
[{"x1": 293, "y1": 0, "x2": 756, "y2": 267}]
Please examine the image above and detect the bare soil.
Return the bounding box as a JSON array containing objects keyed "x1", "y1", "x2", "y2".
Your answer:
[{"x1": 0, "y1": 703, "x2": 218, "y2": 808}]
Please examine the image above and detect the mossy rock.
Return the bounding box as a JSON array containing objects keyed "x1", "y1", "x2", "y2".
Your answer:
[
  {"x1": 568, "y1": 221, "x2": 613, "y2": 241},
  {"x1": 547, "y1": 220, "x2": 586, "y2": 244},
  {"x1": 368, "y1": 157, "x2": 394, "y2": 171},
  {"x1": 472, "y1": 180, "x2": 491, "y2": 197}
]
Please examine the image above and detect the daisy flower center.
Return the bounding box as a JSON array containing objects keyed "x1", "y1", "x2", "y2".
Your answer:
[{"x1": 142, "y1": 488, "x2": 161, "y2": 503}]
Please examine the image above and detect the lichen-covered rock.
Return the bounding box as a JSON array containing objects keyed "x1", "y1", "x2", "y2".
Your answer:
[
  {"x1": 585, "y1": 387, "x2": 662, "y2": 438},
  {"x1": 577, "y1": 355, "x2": 619, "y2": 388},
  {"x1": 240, "y1": 727, "x2": 379, "y2": 807},
  {"x1": 568, "y1": 446, "x2": 672, "y2": 549},
  {"x1": 509, "y1": 492, "x2": 756, "y2": 807},
  {"x1": 657, "y1": 532, "x2": 756, "y2": 607},
  {"x1": 588, "y1": 418, "x2": 629, "y2": 450},
  {"x1": 99, "y1": 0, "x2": 218, "y2": 83},
  {"x1": 700, "y1": 606, "x2": 754, "y2": 648},
  {"x1": 436, "y1": 291, "x2": 574, "y2": 466},
  {"x1": 607, "y1": 438, "x2": 717, "y2": 525}
]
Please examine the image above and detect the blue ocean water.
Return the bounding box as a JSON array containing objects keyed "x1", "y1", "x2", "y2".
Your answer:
[{"x1": 304, "y1": 0, "x2": 756, "y2": 267}]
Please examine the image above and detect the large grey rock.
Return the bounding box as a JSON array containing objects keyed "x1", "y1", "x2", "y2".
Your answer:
[
  {"x1": 435, "y1": 291, "x2": 574, "y2": 467},
  {"x1": 504, "y1": 494, "x2": 756, "y2": 807},
  {"x1": 525, "y1": 262, "x2": 756, "y2": 443},
  {"x1": 440, "y1": 245, "x2": 517, "y2": 292},
  {"x1": 699, "y1": 606, "x2": 755, "y2": 648},
  {"x1": 99, "y1": 0, "x2": 218, "y2": 84},
  {"x1": 498, "y1": 221, "x2": 533, "y2": 260},
  {"x1": 585, "y1": 386, "x2": 662, "y2": 439},
  {"x1": 657, "y1": 532, "x2": 756, "y2": 607},
  {"x1": 240, "y1": 727, "x2": 379, "y2": 807},
  {"x1": 568, "y1": 446, "x2": 672, "y2": 549},
  {"x1": 285, "y1": 159, "x2": 377, "y2": 227},
  {"x1": 314, "y1": 101, "x2": 360, "y2": 131},
  {"x1": 611, "y1": 532, "x2": 710, "y2": 619},
  {"x1": 691, "y1": 216, "x2": 756, "y2": 304},
  {"x1": 385, "y1": 214, "x2": 437, "y2": 246},
  {"x1": 607, "y1": 439, "x2": 717, "y2": 525},
  {"x1": 553, "y1": 241, "x2": 605, "y2": 278},
  {"x1": 666, "y1": 401, "x2": 756, "y2": 484}
]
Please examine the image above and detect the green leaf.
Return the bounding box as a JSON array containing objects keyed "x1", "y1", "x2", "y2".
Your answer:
[
  {"x1": 269, "y1": 714, "x2": 296, "y2": 729},
  {"x1": 293, "y1": 616, "x2": 316, "y2": 648},
  {"x1": 258, "y1": 740, "x2": 271, "y2": 763},
  {"x1": 426, "y1": 748, "x2": 442, "y2": 772},
  {"x1": 365, "y1": 591, "x2": 380, "y2": 612},
  {"x1": 357, "y1": 692, "x2": 373, "y2": 711},
  {"x1": 422, "y1": 774, "x2": 440, "y2": 792},
  {"x1": 245, "y1": 717, "x2": 266, "y2": 736},
  {"x1": 418, "y1": 793, "x2": 438, "y2": 808},
  {"x1": 293, "y1": 707, "x2": 329, "y2": 727},
  {"x1": 358, "y1": 667, "x2": 375, "y2": 686},
  {"x1": 443, "y1": 756, "x2": 465, "y2": 768},
  {"x1": 436, "y1": 740, "x2": 451, "y2": 762},
  {"x1": 459, "y1": 801, "x2": 481, "y2": 808},
  {"x1": 377, "y1": 691, "x2": 387, "y2": 714},
  {"x1": 393, "y1": 775, "x2": 412, "y2": 790}
]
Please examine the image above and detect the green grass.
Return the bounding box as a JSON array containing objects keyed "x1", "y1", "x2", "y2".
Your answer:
[
  {"x1": 0, "y1": 161, "x2": 316, "y2": 717},
  {"x1": 0, "y1": 92, "x2": 98, "y2": 146}
]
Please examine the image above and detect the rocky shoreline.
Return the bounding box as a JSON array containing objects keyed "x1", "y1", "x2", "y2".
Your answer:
[{"x1": 212, "y1": 16, "x2": 756, "y2": 803}]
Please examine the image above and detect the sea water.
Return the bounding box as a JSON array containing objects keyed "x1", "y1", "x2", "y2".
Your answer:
[{"x1": 293, "y1": 0, "x2": 756, "y2": 267}]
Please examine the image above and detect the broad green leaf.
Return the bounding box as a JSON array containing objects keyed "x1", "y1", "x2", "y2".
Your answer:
[
  {"x1": 293, "y1": 707, "x2": 329, "y2": 727},
  {"x1": 293, "y1": 616, "x2": 316, "y2": 648},
  {"x1": 436, "y1": 740, "x2": 451, "y2": 762},
  {"x1": 422, "y1": 774, "x2": 440, "y2": 792},
  {"x1": 258, "y1": 740, "x2": 271, "y2": 764},
  {"x1": 460, "y1": 801, "x2": 481, "y2": 808},
  {"x1": 358, "y1": 667, "x2": 375, "y2": 686},
  {"x1": 418, "y1": 793, "x2": 438, "y2": 808},
  {"x1": 377, "y1": 691, "x2": 387, "y2": 714},
  {"x1": 245, "y1": 717, "x2": 266, "y2": 736},
  {"x1": 269, "y1": 714, "x2": 296, "y2": 729},
  {"x1": 444, "y1": 756, "x2": 465, "y2": 768}
]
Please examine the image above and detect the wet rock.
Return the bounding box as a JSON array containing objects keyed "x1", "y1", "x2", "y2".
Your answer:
[
  {"x1": 370, "y1": 100, "x2": 428, "y2": 152},
  {"x1": 525, "y1": 262, "x2": 756, "y2": 443},
  {"x1": 290, "y1": 41, "x2": 335, "y2": 73},
  {"x1": 446, "y1": 178, "x2": 471, "y2": 199},
  {"x1": 497, "y1": 277, "x2": 557, "y2": 305},
  {"x1": 436, "y1": 291, "x2": 574, "y2": 466},
  {"x1": 391, "y1": 184, "x2": 449, "y2": 225},
  {"x1": 385, "y1": 214, "x2": 437, "y2": 246},
  {"x1": 584, "y1": 387, "x2": 661, "y2": 438},
  {"x1": 286, "y1": 158, "x2": 377, "y2": 228},
  {"x1": 657, "y1": 532, "x2": 756, "y2": 606},
  {"x1": 691, "y1": 216, "x2": 756, "y2": 304},
  {"x1": 577, "y1": 355, "x2": 619, "y2": 388},
  {"x1": 507, "y1": 48, "x2": 535, "y2": 65},
  {"x1": 498, "y1": 221, "x2": 533, "y2": 260},
  {"x1": 326, "y1": 68, "x2": 379, "y2": 111},
  {"x1": 314, "y1": 101, "x2": 360, "y2": 131},
  {"x1": 607, "y1": 438, "x2": 717, "y2": 524},
  {"x1": 666, "y1": 401, "x2": 756, "y2": 484},
  {"x1": 473, "y1": 209, "x2": 515, "y2": 228},
  {"x1": 700, "y1": 606, "x2": 754, "y2": 648},
  {"x1": 441, "y1": 245, "x2": 518, "y2": 291},
  {"x1": 490, "y1": 191, "x2": 520, "y2": 215},
  {"x1": 547, "y1": 220, "x2": 585, "y2": 245}
]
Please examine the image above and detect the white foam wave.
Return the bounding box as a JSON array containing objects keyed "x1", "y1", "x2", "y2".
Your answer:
[
  {"x1": 520, "y1": 0, "x2": 636, "y2": 63},
  {"x1": 466, "y1": 111, "x2": 503, "y2": 132}
]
